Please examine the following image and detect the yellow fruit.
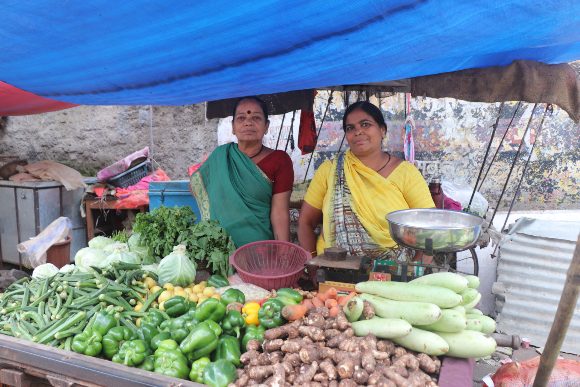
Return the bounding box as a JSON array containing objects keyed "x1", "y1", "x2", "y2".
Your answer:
[
  {"x1": 203, "y1": 287, "x2": 216, "y2": 297},
  {"x1": 174, "y1": 286, "x2": 184, "y2": 293},
  {"x1": 174, "y1": 289, "x2": 187, "y2": 298},
  {"x1": 136, "y1": 318, "x2": 142, "y2": 327},
  {"x1": 143, "y1": 277, "x2": 157, "y2": 289},
  {"x1": 184, "y1": 288, "x2": 193, "y2": 295},
  {"x1": 211, "y1": 294, "x2": 221, "y2": 300},
  {"x1": 163, "y1": 283, "x2": 174, "y2": 291},
  {"x1": 188, "y1": 293, "x2": 199, "y2": 303},
  {"x1": 192, "y1": 284, "x2": 204, "y2": 294},
  {"x1": 134, "y1": 302, "x2": 143, "y2": 312},
  {"x1": 150, "y1": 285, "x2": 162, "y2": 294},
  {"x1": 197, "y1": 295, "x2": 208, "y2": 304},
  {"x1": 159, "y1": 301, "x2": 165, "y2": 311},
  {"x1": 158, "y1": 290, "x2": 174, "y2": 303}
]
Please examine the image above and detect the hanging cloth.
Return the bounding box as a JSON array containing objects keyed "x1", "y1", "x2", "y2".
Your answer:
[
  {"x1": 403, "y1": 93, "x2": 415, "y2": 163},
  {"x1": 298, "y1": 90, "x2": 317, "y2": 154}
]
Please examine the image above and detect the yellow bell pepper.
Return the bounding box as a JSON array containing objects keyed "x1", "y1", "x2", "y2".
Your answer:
[{"x1": 242, "y1": 302, "x2": 261, "y2": 326}]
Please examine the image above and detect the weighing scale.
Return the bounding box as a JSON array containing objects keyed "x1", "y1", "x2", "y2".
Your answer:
[{"x1": 308, "y1": 209, "x2": 484, "y2": 292}]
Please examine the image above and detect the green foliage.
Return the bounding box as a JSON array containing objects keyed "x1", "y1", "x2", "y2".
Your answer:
[
  {"x1": 133, "y1": 207, "x2": 235, "y2": 277},
  {"x1": 111, "y1": 229, "x2": 130, "y2": 243}
]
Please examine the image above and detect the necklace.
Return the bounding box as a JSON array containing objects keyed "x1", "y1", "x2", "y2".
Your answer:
[
  {"x1": 376, "y1": 153, "x2": 391, "y2": 173},
  {"x1": 248, "y1": 145, "x2": 264, "y2": 159}
]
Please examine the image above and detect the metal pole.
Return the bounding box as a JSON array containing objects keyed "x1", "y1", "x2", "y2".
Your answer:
[
  {"x1": 487, "y1": 103, "x2": 537, "y2": 228},
  {"x1": 467, "y1": 102, "x2": 504, "y2": 211},
  {"x1": 498, "y1": 104, "x2": 550, "y2": 236},
  {"x1": 477, "y1": 102, "x2": 522, "y2": 192},
  {"x1": 532, "y1": 234, "x2": 580, "y2": 387},
  {"x1": 284, "y1": 110, "x2": 296, "y2": 152},
  {"x1": 274, "y1": 113, "x2": 286, "y2": 150}
]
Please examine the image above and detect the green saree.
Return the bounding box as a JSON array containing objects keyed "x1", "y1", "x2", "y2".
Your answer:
[{"x1": 190, "y1": 143, "x2": 273, "y2": 247}]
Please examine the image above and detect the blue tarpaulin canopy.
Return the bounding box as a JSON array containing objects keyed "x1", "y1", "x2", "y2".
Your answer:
[{"x1": 1, "y1": 1, "x2": 579, "y2": 107}]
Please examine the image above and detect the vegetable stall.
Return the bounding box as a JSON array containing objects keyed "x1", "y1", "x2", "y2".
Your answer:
[{"x1": 0, "y1": 204, "x2": 498, "y2": 386}]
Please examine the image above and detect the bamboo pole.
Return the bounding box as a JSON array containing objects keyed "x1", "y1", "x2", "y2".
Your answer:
[{"x1": 533, "y1": 233, "x2": 580, "y2": 387}]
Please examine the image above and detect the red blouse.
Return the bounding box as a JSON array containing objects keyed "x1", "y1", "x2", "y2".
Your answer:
[{"x1": 257, "y1": 150, "x2": 294, "y2": 194}]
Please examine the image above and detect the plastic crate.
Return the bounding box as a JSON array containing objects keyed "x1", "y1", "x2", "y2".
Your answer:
[
  {"x1": 149, "y1": 180, "x2": 201, "y2": 221},
  {"x1": 108, "y1": 160, "x2": 152, "y2": 188}
]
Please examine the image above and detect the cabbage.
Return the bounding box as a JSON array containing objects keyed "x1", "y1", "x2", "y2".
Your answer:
[
  {"x1": 59, "y1": 264, "x2": 77, "y2": 273},
  {"x1": 88, "y1": 236, "x2": 115, "y2": 250},
  {"x1": 128, "y1": 233, "x2": 155, "y2": 264},
  {"x1": 104, "y1": 244, "x2": 140, "y2": 266},
  {"x1": 158, "y1": 245, "x2": 196, "y2": 286},
  {"x1": 32, "y1": 263, "x2": 59, "y2": 279},
  {"x1": 74, "y1": 247, "x2": 108, "y2": 272},
  {"x1": 103, "y1": 241, "x2": 127, "y2": 254}
]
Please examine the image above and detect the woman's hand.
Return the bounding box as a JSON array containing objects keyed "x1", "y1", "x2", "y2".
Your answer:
[
  {"x1": 298, "y1": 202, "x2": 323, "y2": 255},
  {"x1": 271, "y1": 191, "x2": 291, "y2": 241}
]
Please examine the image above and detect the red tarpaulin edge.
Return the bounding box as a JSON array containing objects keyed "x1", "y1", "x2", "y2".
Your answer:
[{"x1": 0, "y1": 81, "x2": 78, "y2": 116}]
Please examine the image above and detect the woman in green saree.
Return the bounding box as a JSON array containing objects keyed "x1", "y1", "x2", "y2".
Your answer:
[{"x1": 190, "y1": 97, "x2": 294, "y2": 247}]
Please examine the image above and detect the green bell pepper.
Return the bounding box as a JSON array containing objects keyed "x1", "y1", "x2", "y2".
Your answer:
[
  {"x1": 221, "y1": 310, "x2": 246, "y2": 338},
  {"x1": 241, "y1": 325, "x2": 265, "y2": 351},
  {"x1": 213, "y1": 335, "x2": 241, "y2": 367},
  {"x1": 112, "y1": 339, "x2": 149, "y2": 366},
  {"x1": 220, "y1": 289, "x2": 245, "y2": 306},
  {"x1": 91, "y1": 310, "x2": 118, "y2": 336},
  {"x1": 103, "y1": 326, "x2": 136, "y2": 359},
  {"x1": 141, "y1": 309, "x2": 166, "y2": 328},
  {"x1": 138, "y1": 355, "x2": 155, "y2": 372},
  {"x1": 71, "y1": 330, "x2": 103, "y2": 357},
  {"x1": 258, "y1": 298, "x2": 285, "y2": 329},
  {"x1": 275, "y1": 288, "x2": 303, "y2": 305},
  {"x1": 179, "y1": 323, "x2": 218, "y2": 360},
  {"x1": 138, "y1": 322, "x2": 159, "y2": 346},
  {"x1": 150, "y1": 331, "x2": 172, "y2": 351},
  {"x1": 189, "y1": 356, "x2": 211, "y2": 383},
  {"x1": 200, "y1": 320, "x2": 223, "y2": 337},
  {"x1": 154, "y1": 340, "x2": 189, "y2": 379},
  {"x1": 195, "y1": 298, "x2": 226, "y2": 323},
  {"x1": 203, "y1": 360, "x2": 237, "y2": 387},
  {"x1": 161, "y1": 316, "x2": 190, "y2": 343},
  {"x1": 164, "y1": 295, "x2": 190, "y2": 317},
  {"x1": 207, "y1": 274, "x2": 229, "y2": 288}
]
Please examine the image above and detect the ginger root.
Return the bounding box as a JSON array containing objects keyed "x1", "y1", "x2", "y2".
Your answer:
[
  {"x1": 298, "y1": 325, "x2": 325, "y2": 341},
  {"x1": 299, "y1": 346, "x2": 321, "y2": 364},
  {"x1": 376, "y1": 340, "x2": 396, "y2": 354},
  {"x1": 295, "y1": 361, "x2": 319, "y2": 384},
  {"x1": 417, "y1": 353, "x2": 441, "y2": 374},
  {"x1": 262, "y1": 339, "x2": 284, "y2": 352},
  {"x1": 353, "y1": 368, "x2": 370, "y2": 385},
  {"x1": 319, "y1": 358, "x2": 337, "y2": 381}
]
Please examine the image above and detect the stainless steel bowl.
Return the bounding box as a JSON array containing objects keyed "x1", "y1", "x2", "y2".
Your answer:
[{"x1": 386, "y1": 209, "x2": 483, "y2": 253}]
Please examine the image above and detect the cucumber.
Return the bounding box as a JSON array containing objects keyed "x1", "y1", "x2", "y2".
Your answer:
[
  {"x1": 465, "y1": 308, "x2": 483, "y2": 316},
  {"x1": 356, "y1": 281, "x2": 462, "y2": 308},
  {"x1": 392, "y1": 327, "x2": 450, "y2": 356},
  {"x1": 437, "y1": 330, "x2": 497, "y2": 358},
  {"x1": 463, "y1": 293, "x2": 482, "y2": 309},
  {"x1": 359, "y1": 293, "x2": 442, "y2": 325},
  {"x1": 451, "y1": 305, "x2": 466, "y2": 315},
  {"x1": 418, "y1": 308, "x2": 467, "y2": 333},
  {"x1": 465, "y1": 275, "x2": 480, "y2": 289},
  {"x1": 351, "y1": 317, "x2": 412, "y2": 339},
  {"x1": 468, "y1": 315, "x2": 496, "y2": 334},
  {"x1": 409, "y1": 272, "x2": 468, "y2": 293},
  {"x1": 343, "y1": 297, "x2": 364, "y2": 322},
  {"x1": 466, "y1": 318, "x2": 482, "y2": 332}
]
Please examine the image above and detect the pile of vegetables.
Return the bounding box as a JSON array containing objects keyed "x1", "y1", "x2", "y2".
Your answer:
[
  {"x1": 235, "y1": 288, "x2": 441, "y2": 386},
  {"x1": 132, "y1": 206, "x2": 235, "y2": 277},
  {"x1": 349, "y1": 272, "x2": 497, "y2": 360}
]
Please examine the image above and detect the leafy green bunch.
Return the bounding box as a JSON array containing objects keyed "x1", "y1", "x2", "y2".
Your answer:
[{"x1": 132, "y1": 207, "x2": 235, "y2": 277}]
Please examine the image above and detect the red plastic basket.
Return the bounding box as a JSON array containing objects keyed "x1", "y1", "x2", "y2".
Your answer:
[{"x1": 229, "y1": 240, "x2": 311, "y2": 290}]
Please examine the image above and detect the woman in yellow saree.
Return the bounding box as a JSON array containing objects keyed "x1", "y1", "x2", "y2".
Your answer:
[{"x1": 298, "y1": 101, "x2": 434, "y2": 258}]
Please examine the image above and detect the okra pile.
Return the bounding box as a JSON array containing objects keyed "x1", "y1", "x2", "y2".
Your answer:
[{"x1": 0, "y1": 262, "x2": 156, "y2": 350}]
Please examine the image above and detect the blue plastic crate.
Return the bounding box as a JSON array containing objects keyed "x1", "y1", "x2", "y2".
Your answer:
[{"x1": 149, "y1": 180, "x2": 201, "y2": 221}]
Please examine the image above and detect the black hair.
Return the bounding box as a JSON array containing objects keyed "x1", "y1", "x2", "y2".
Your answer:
[
  {"x1": 232, "y1": 96, "x2": 269, "y2": 122},
  {"x1": 343, "y1": 101, "x2": 387, "y2": 132}
]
